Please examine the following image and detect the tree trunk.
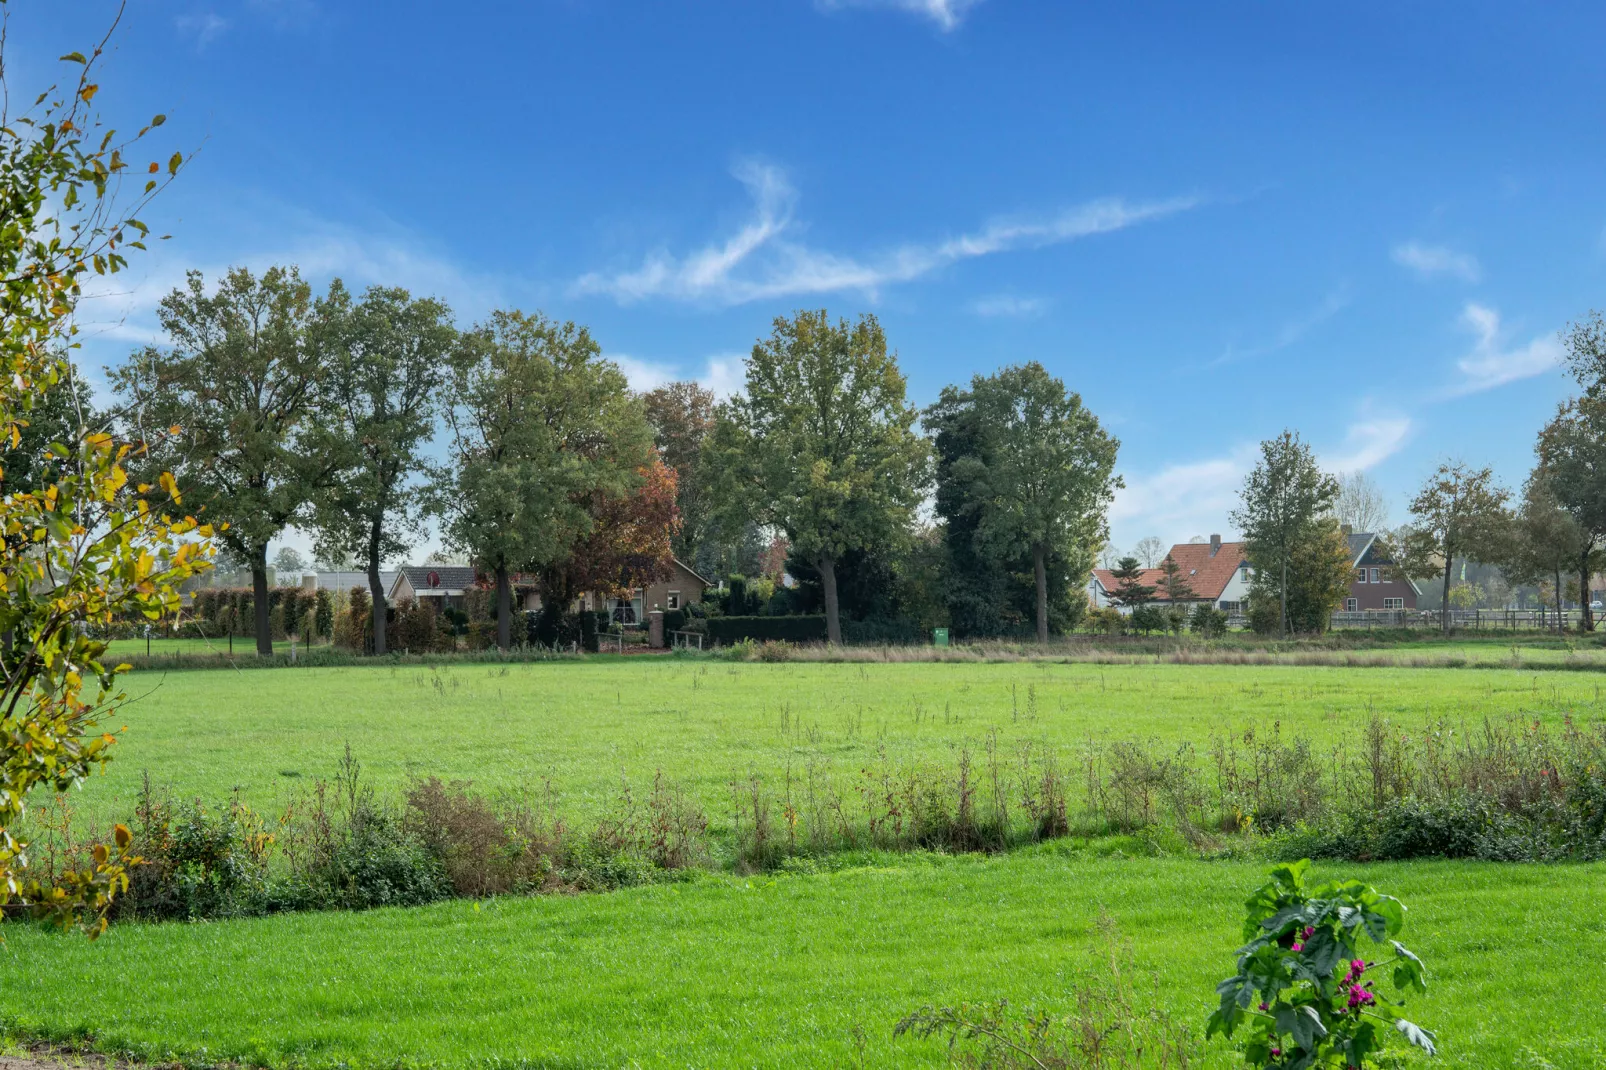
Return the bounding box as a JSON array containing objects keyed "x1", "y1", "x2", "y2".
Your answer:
[
  {"x1": 367, "y1": 519, "x2": 387, "y2": 657},
  {"x1": 251, "y1": 545, "x2": 273, "y2": 657},
  {"x1": 818, "y1": 554, "x2": 842, "y2": 646},
  {"x1": 495, "y1": 563, "x2": 512, "y2": 651},
  {"x1": 1555, "y1": 567, "x2": 1565, "y2": 635},
  {"x1": 1440, "y1": 552, "x2": 1454, "y2": 635},
  {"x1": 1280, "y1": 557, "x2": 1289, "y2": 638},
  {"x1": 1581, "y1": 551, "x2": 1595, "y2": 632},
  {"x1": 1033, "y1": 544, "x2": 1048, "y2": 644}
]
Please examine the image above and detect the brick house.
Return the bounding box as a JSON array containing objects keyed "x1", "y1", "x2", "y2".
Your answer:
[
  {"x1": 1088, "y1": 534, "x2": 1254, "y2": 614},
  {"x1": 504, "y1": 557, "x2": 713, "y2": 625},
  {"x1": 1342, "y1": 533, "x2": 1419, "y2": 611}
]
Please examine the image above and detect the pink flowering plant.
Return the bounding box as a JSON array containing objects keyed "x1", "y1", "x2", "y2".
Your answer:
[{"x1": 1207, "y1": 859, "x2": 1437, "y2": 1068}]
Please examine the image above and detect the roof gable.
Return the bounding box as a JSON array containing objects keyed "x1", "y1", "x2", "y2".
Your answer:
[{"x1": 1092, "y1": 540, "x2": 1248, "y2": 602}]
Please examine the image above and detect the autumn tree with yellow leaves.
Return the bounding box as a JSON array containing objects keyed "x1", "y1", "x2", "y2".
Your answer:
[{"x1": 0, "y1": 6, "x2": 213, "y2": 935}]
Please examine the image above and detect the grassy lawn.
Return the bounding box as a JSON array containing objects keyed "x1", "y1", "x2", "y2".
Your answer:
[
  {"x1": 56, "y1": 657, "x2": 1606, "y2": 831},
  {"x1": 3, "y1": 851, "x2": 1602, "y2": 1068},
  {"x1": 8, "y1": 657, "x2": 1606, "y2": 1068}
]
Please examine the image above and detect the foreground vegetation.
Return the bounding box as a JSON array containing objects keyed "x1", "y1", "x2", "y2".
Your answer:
[{"x1": 4, "y1": 853, "x2": 1602, "y2": 1068}]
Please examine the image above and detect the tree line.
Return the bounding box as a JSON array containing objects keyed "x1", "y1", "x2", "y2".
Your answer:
[{"x1": 96, "y1": 272, "x2": 1127, "y2": 654}]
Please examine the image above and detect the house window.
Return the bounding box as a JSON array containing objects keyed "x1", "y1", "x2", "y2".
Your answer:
[
  {"x1": 1219, "y1": 601, "x2": 1242, "y2": 615},
  {"x1": 1369, "y1": 567, "x2": 1380, "y2": 583},
  {"x1": 1345, "y1": 598, "x2": 1358, "y2": 611},
  {"x1": 1380, "y1": 568, "x2": 1393, "y2": 583},
  {"x1": 667, "y1": 591, "x2": 680, "y2": 610},
  {"x1": 1355, "y1": 568, "x2": 1367, "y2": 584},
  {"x1": 1239, "y1": 567, "x2": 1250, "y2": 583},
  {"x1": 1383, "y1": 597, "x2": 1404, "y2": 610}
]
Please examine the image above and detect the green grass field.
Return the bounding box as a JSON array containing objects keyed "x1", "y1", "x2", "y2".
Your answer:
[
  {"x1": 3, "y1": 852, "x2": 1602, "y2": 1068},
  {"x1": 58, "y1": 656, "x2": 1606, "y2": 831},
  {"x1": 6, "y1": 655, "x2": 1606, "y2": 1068}
]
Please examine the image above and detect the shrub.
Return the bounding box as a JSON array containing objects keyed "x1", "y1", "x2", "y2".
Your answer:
[
  {"x1": 1128, "y1": 604, "x2": 1168, "y2": 635},
  {"x1": 1248, "y1": 599, "x2": 1282, "y2": 636},
  {"x1": 392, "y1": 597, "x2": 440, "y2": 653},
  {"x1": 314, "y1": 588, "x2": 335, "y2": 639},
  {"x1": 663, "y1": 608, "x2": 687, "y2": 634},
  {"x1": 579, "y1": 609, "x2": 600, "y2": 653},
  {"x1": 405, "y1": 777, "x2": 561, "y2": 897},
  {"x1": 1086, "y1": 605, "x2": 1124, "y2": 635},
  {"x1": 1190, "y1": 603, "x2": 1228, "y2": 637},
  {"x1": 1208, "y1": 859, "x2": 1436, "y2": 1068}
]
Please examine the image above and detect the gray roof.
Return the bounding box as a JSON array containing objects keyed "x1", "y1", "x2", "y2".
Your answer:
[
  {"x1": 1345, "y1": 532, "x2": 1376, "y2": 566},
  {"x1": 315, "y1": 570, "x2": 398, "y2": 593},
  {"x1": 396, "y1": 565, "x2": 478, "y2": 592}
]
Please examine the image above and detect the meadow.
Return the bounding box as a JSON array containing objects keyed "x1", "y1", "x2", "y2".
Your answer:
[
  {"x1": 5, "y1": 651, "x2": 1606, "y2": 1068},
  {"x1": 57, "y1": 653, "x2": 1606, "y2": 832}
]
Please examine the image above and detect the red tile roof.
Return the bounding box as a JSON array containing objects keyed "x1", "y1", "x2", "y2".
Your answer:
[{"x1": 1093, "y1": 541, "x2": 1248, "y2": 602}]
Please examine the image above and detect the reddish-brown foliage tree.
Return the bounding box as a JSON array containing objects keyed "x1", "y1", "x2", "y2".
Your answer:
[{"x1": 541, "y1": 454, "x2": 680, "y2": 607}]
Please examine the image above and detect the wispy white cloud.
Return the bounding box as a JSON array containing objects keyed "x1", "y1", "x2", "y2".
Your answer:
[
  {"x1": 1392, "y1": 241, "x2": 1481, "y2": 283},
  {"x1": 1450, "y1": 302, "x2": 1563, "y2": 395},
  {"x1": 970, "y1": 294, "x2": 1048, "y2": 318},
  {"x1": 1211, "y1": 288, "x2": 1348, "y2": 367},
  {"x1": 605, "y1": 352, "x2": 747, "y2": 399},
  {"x1": 1320, "y1": 413, "x2": 1413, "y2": 473},
  {"x1": 815, "y1": 0, "x2": 982, "y2": 31},
  {"x1": 176, "y1": 12, "x2": 229, "y2": 49},
  {"x1": 575, "y1": 161, "x2": 1195, "y2": 306}
]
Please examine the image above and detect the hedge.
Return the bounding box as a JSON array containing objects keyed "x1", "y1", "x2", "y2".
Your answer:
[
  {"x1": 706, "y1": 615, "x2": 828, "y2": 643},
  {"x1": 705, "y1": 615, "x2": 924, "y2": 645}
]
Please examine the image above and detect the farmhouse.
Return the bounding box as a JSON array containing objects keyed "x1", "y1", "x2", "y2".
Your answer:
[
  {"x1": 1342, "y1": 532, "x2": 1420, "y2": 611},
  {"x1": 1087, "y1": 534, "x2": 1253, "y2": 614},
  {"x1": 504, "y1": 557, "x2": 713, "y2": 625},
  {"x1": 387, "y1": 565, "x2": 478, "y2": 610}
]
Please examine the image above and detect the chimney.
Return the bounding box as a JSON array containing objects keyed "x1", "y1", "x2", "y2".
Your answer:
[
  {"x1": 1209, "y1": 533, "x2": 1221, "y2": 557},
  {"x1": 1341, "y1": 523, "x2": 1353, "y2": 536}
]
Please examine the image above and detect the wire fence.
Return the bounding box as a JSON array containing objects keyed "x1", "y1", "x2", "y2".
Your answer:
[{"x1": 1327, "y1": 608, "x2": 1590, "y2": 631}]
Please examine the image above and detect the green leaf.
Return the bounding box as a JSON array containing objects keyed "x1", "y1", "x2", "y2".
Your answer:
[
  {"x1": 167, "y1": 151, "x2": 183, "y2": 176},
  {"x1": 1394, "y1": 1018, "x2": 1438, "y2": 1055},
  {"x1": 151, "y1": 113, "x2": 167, "y2": 126},
  {"x1": 60, "y1": 51, "x2": 88, "y2": 64},
  {"x1": 1391, "y1": 941, "x2": 1427, "y2": 993},
  {"x1": 1275, "y1": 1005, "x2": 1327, "y2": 1051}
]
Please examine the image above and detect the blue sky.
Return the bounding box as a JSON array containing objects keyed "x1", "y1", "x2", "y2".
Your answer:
[{"x1": 19, "y1": 1, "x2": 1606, "y2": 561}]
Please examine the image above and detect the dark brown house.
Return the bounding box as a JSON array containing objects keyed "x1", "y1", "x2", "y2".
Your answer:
[{"x1": 1343, "y1": 533, "x2": 1419, "y2": 611}]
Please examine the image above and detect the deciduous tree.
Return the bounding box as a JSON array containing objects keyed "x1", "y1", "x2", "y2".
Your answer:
[
  {"x1": 0, "y1": 21, "x2": 213, "y2": 931},
  {"x1": 437, "y1": 311, "x2": 650, "y2": 649},
  {"x1": 1230, "y1": 432, "x2": 1338, "y2": 637},
  {"x1": 1333, "y1": 470, "x2": 1390, "y2": 533},
  {"x1": 1502, "y1": 475, "x2": 1586, "y2": 633},
  {"x1": 1399, "y1": 461, "x2": 1511, "y2": 634},
  {"x1": 113, "y1": 266, "x2": 335, "y2": 656},
  {"x1": 1535, "y1": 397, "x2": 1606, "y2": 631},
  {"x1": 708, "y1": 311, "x2": 927, "y2": 645},
  {"x1": 311, "y1": 282, "x2": 455, "y2": 656},
  {"x1": 642, "y1": 381, "x2": 714, "y2": 563},
  {"x1": 1133, "y1": 536, "x2": 1164, "y2": 568},
  {"x1": 537, "y1": 454, "x2": 679, "y2": 629},
  {"x1": 929, "y1": 363, "x2": 1118, "y2": 643}
]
